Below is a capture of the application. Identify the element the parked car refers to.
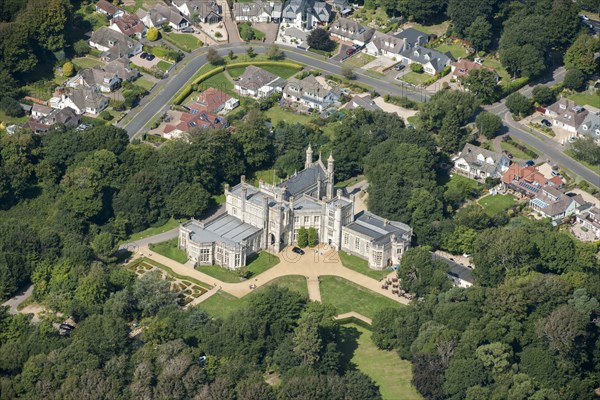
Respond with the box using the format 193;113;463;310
346;47;357;55
146;54;155;61
506;152;513;159
181;27;194;33
541;119;552;127
292;247;305;255
526;160;535;166
395;64;405;71
140;52;148;59
551;169;561;176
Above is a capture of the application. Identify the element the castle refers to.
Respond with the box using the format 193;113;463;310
179;146;412;270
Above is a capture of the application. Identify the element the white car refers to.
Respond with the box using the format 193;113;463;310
581;15;590;21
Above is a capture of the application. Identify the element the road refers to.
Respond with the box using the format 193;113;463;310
2;284;33;315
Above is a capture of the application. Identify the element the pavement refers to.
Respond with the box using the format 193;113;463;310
2;284;34;315
119;227;180;252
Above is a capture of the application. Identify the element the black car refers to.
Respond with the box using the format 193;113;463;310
395;64;405;71
292;247;305;255
146;54;155;61
540;119;552;127
140;52;148;59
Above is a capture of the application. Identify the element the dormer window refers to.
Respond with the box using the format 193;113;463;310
109;40;115;46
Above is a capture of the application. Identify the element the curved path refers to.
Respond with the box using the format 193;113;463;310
135;243;409;305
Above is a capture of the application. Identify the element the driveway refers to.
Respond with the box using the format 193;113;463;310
372;96;418;120
2;284;34;315
253;22;279;44
131;53;161;69
331;44;352;62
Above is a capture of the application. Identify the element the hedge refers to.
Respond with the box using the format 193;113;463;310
172;61;303;105
501;76;529;97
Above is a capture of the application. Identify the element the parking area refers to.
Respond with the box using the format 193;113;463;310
331;43;352;62
527;113;574;144
131;53;161;69
253;22;279;44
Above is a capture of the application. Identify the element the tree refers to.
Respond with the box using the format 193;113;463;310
465;16;493;51
447;0;493;37
62;61;74;77
73;39;90;56
544;0;580;48
307;28;335;52
418;89;479;133
239;22;255;41
443;357;490;399
166;182;211;218
74;264;109;315
505;92;533;117
266;43;283;60
571;137;600;166
562;69;586;91
246;46;255;58
462;69;500;104
398;247;451;297
228;49;235;59
0;97;24;118
307;227;317;247
536;305;588;356
341;66;355;80
132;270;178;317
499;14;548;78
406;0;446;23
293;313;322;366
442;225;477;255
564;34;600;75
91;232;116;260
206;47;223;65
411;353;446;400
475;342;513;375
532;85;555;106
297;227;308;247
410;63;424;73
236;110;272;169
99;110;113;121
475;112;502;139
147;27;159;41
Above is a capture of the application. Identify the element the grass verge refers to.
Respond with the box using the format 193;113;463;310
124;217;183;243
149;238;188;263
339;251;387;280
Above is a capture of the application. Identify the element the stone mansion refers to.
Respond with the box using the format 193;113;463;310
179;146;412;270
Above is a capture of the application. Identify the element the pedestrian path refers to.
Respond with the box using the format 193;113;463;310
334;312;373;325
186;285;221;308
306;277;321;302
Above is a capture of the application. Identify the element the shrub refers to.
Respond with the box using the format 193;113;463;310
532;85;555;106
73;40;91;56
383;94;418;110
206;48;224;65
0;97;24;117
410;63;424;73
475;112;502;139
99;110;113;121
307;28;335;52
505;92;533;116
147;45;181;63
297;227;308;247
63;61;75;77
341;67;355;80
307;227;317;247
563;69;586;91
215;31;222;38
239;22;255;41
147;27;160;42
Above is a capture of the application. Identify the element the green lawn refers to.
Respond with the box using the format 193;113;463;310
249;169;280;186
335;175;366;189
149;238;188;263
482;57;510;83
265;106;313;125
200;71;234;94
406;115;419;127
434;43;467;60
340;323;422;400
238;24;266;41
0;110;29;126
125;217;183;243
477;194;516;216
198;275;308;317
308;42;340;58
213;194;226;205
320;276;403;320
164;33;202;52
72;57;104;70
344;53;377;68
352;7;389;25
227;64;301;79
445;175;482;198
195;252;280;283
568;91;600;108
500;141;535;160
400;71;431;86
339;251;387;280
227;66;246;78
135;78;155;91
409;21;450;37
156;60;172;72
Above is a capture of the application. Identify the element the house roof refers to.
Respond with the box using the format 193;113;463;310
237;65;279;91
344;210;411;245
90;27;139;55
502;164;564;196
399;46;451;72
234;1;278;17
394;28;428;46
111;13;145;36
546;98;589;128
330;17;374;42
283;75;340;107
191;87;231;113
163;109;227;134
342;95;381;112
277;161;328;198
184;214;260;246
577;112;600;139
455;143;508;175
104;57;139;80
141;4;189;26
32;104;52;116
451;59;495;78
70;87;108;110
24;107;81;133
369;31;405;54
96;0;121;15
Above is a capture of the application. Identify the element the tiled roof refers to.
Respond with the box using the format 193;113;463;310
96;0;121;15
451;59;495;78
237;65;279;91
111;13;145;36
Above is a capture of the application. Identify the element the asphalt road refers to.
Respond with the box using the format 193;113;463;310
2;284;33;315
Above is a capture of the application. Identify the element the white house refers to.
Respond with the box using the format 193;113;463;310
364;31;405;59
172;0;221;23
329;18;374;46
281;0;330;30
282;75;340;112
137;4;190;31
453;143;511;180
234;65;287;98
96;0;124;19
398;46;452;75
49;87;109;115
89;27;143;61
545;98;589;134
233;1;282;23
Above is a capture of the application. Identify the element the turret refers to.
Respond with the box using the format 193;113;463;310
305;144;313;169
326;153;334;200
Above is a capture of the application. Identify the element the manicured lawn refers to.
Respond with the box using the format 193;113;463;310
478;194;516;216
198;275;308;317
410;21;450;37
200;71;234;94
195;252;280;283
320;276;403;320
434;43;467;60
568;91;600;107
400;71;431;86
227;66;246;78
136;257;211;289
149;238;188;263
164;33;202;52
265;106;313;125
352;7;389;26
340;323;422;400
344;53;377;68
335;175;366;189
500;141;533;160
238;24;266;41
482;57;510;83
156;60;172;72
126;217;183;243
308;42;339;58
72;57;104;70
339;251;387;280
135;78;155;91
445;175;482;198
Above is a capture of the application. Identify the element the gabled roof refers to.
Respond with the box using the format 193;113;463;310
237;65;279;91
277;162;327;198
394;28;429;46
369;31;405;54
343;95;381;112
90;27;139;54
96;0;121;15
141;4;189;26
70;87;108;110
330;17;374;42
456;143;507;172
192;87;231;113
451;59;495;78
399;45;452;71
111;13;145;36
546;98;589;128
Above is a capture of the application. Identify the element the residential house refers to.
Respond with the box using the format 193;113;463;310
394;28;429;48
89;27;143;61
329;18;374;46
281;0;331;30
31;104;52;119
23;107;81;134
109;13;146;39
529;186;588;222
364;31;405;59
66;58;138;93
234;65;287;98
172;0;221;23
180;147;412;269
137;4;190;31
162;109;228;139
233;1;280;23
50;87;109;115
332;0;351;15
398;46;452;75
451;59;498;82
501;164;564;198
577;112;600;143
192;88;233;113
283;75;341;112
453;143;511;180
96;0;124;19
576;206;600;239
342;95;381;112
545;98;589;133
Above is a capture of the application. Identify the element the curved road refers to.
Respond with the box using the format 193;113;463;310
124;44;598;185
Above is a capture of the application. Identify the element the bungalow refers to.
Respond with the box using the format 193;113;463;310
394;28;429;48
281;0;330;30
96;0;124;19
545;98;589;133
89;27;143;61
137;4;190;31
501;164;564;198
576;206;600;239
50;87;109;115
453;143;510;180
234;65;287;98
233;1;280;23
530;186;588;222
31;104;53;119
451;59;498;82
23;107;81;134
398;46;452;75
172;0;221;24
192;88;233;113
364;31;405;59
162;109;228;139
342;95;381;112
66;58;139;93
329;18;374;46
109;13;146;39
577;113;600;142
283;75;340;112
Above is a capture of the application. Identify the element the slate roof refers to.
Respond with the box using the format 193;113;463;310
344;211;411;245
24;107;81;133
237;65;279;91
369;31;405;54
399;46;452;72
342;95;381;112
104;57;139;81
456;143;508;175
283;75;340;107
577;113;600;139
139;4;189;26
90;27;139;56
173;0;220;18
394;28;428;47
32;104;52;116
70;87;108;111
184;215;261;246
293;195;323;211
330;18;374;42
546;98;589;129
277;162;327;197
229;183;279;208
